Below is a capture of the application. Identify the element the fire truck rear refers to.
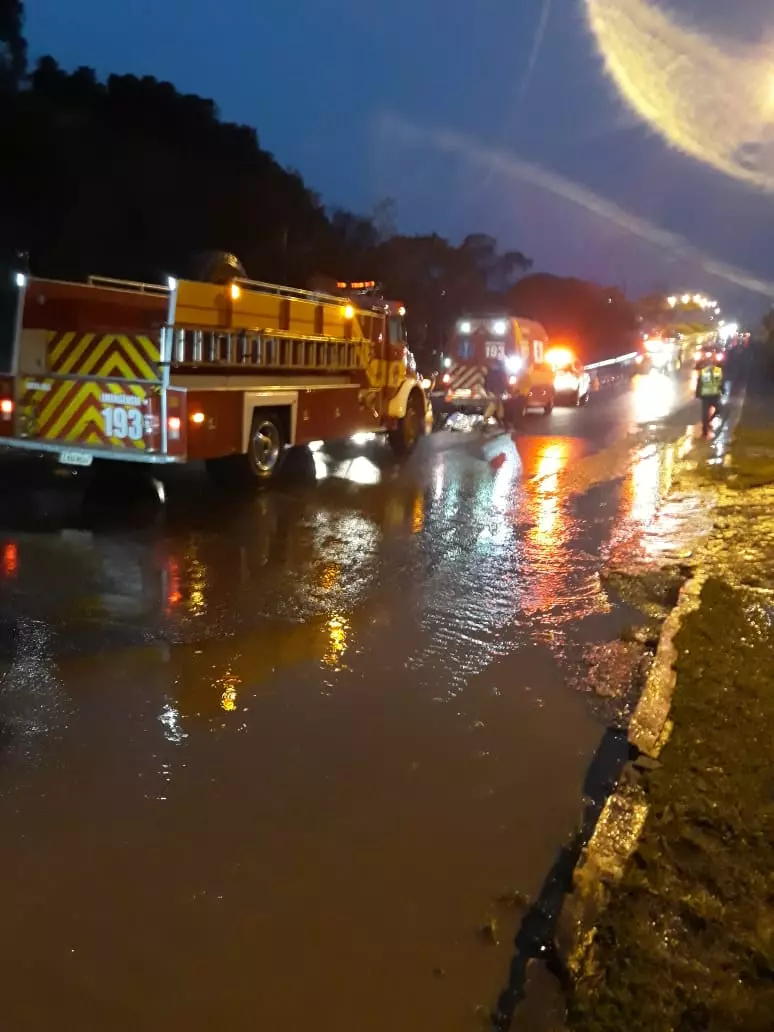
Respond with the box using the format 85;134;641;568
0;270;430;482
432;314;555;421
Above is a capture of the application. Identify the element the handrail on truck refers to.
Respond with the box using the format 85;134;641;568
87;275;171;297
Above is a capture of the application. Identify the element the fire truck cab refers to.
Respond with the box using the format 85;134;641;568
433;315;555;421
0;268;430;483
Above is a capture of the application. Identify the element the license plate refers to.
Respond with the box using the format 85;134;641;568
58;450;94;467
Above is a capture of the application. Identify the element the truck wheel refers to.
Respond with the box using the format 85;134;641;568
246;411;284;480
389;390;425;456
543;392;555;415
206;409;286;486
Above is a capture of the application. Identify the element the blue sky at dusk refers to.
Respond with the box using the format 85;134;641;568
24;0;774;317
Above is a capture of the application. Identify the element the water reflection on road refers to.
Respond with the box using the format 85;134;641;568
0;369;726;1031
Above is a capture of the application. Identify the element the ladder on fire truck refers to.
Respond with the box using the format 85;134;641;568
87;274;377;375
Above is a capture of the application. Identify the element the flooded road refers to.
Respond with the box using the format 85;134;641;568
0;370;706;1030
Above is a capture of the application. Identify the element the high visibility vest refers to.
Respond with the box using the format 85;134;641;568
698;365;723;396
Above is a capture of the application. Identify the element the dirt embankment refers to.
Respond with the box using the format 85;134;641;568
569;371;774;1031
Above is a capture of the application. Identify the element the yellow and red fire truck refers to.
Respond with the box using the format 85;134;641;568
432;314;555;421
0;269;430;482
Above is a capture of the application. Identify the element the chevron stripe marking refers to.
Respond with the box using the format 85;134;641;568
82;345;152;383
38;377;149;438
48;331;76;365
46;383;148;449
46;385;98;441
449;364;487;390
48;332;88;373
37;382;84;434
38;378;91;429
47;332;160;381
57;333;97;376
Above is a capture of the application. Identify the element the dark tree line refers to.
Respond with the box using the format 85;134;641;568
0;1;638;364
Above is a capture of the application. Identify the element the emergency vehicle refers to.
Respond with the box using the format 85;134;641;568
432;315;555;421
635;333;682;373
0;267;430;482
545;346;591;405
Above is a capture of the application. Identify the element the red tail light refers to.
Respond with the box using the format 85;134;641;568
442;373;451;385
0;398;13;418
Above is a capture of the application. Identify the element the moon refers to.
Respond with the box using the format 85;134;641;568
584;0;774;191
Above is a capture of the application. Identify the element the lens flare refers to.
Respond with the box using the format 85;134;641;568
584;0;774;192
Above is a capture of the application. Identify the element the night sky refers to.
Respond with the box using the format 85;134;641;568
25;0;774;318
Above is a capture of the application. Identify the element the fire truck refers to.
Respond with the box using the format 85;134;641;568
432;314;555;422
0;265;430;482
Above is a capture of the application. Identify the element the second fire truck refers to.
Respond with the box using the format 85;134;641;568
432;314;556;422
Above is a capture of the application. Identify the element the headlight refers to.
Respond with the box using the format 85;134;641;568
491;319;507;336
458;320;471;334
504;355;523;375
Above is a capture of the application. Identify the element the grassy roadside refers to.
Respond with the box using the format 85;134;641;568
568;375;774;1032
569;577;774;1031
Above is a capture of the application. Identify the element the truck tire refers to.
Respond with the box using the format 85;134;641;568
206;408;286;486
543;391;555;415
389;390;425;456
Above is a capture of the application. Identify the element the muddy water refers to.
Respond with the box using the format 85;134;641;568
0;372;706;1030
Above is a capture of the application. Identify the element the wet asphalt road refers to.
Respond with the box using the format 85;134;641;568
0;369;708;1030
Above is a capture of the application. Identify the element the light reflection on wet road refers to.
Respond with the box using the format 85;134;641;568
0;370;712;1030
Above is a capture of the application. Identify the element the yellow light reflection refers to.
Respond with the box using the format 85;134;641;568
517;437;609;623
535;495;558;542
585;0;774;193
216;666;241;713
411;493;425;534
319;562;340;592
323;614;349;670
528;440;571;551
184;552;207;617
535;443;566;490
528;443;570;550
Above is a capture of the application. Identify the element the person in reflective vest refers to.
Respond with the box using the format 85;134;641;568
696;358;725;437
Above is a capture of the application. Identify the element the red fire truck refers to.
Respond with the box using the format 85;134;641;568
432;314;555;422
0;269;430;482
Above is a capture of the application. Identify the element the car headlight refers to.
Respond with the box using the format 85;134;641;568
504;355;523;375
